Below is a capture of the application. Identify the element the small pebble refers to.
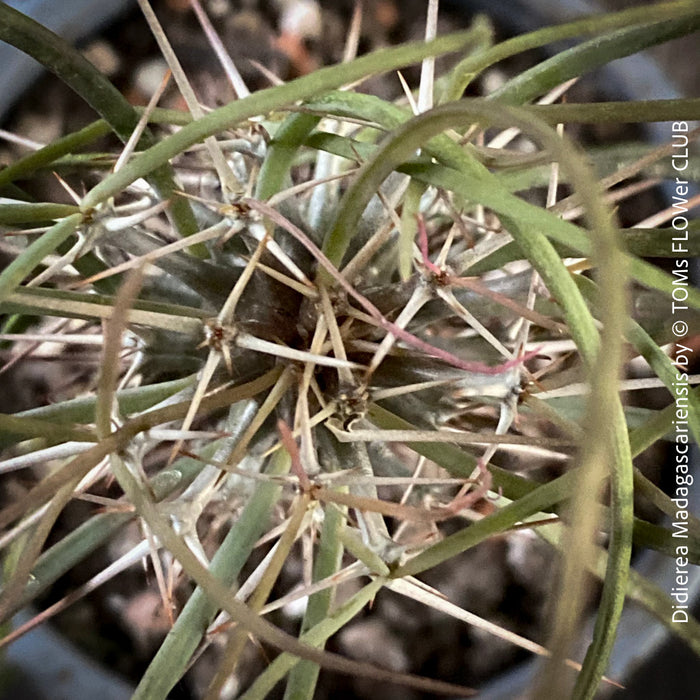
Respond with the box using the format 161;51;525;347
276;0;323;40
82;39;121;77
133;58;169;100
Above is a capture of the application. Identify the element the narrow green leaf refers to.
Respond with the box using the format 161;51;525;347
0;2;199;243
0;120;112;189
528;98;700;124
447;1;700;93
2;287;205;334
492;16;700;106
284;434;346;700
306;91;700;309
13;376;196;426
79;28;491;210
629;388;700;458
399;180;425;280
326;100;629;698
133;450;290;699
241;579;385;700
14;452;206;614
256;113;321;201
0;202;80;225
0;214;81;304
0;413;94;447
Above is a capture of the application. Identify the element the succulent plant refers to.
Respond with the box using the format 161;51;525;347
0;1;699;698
